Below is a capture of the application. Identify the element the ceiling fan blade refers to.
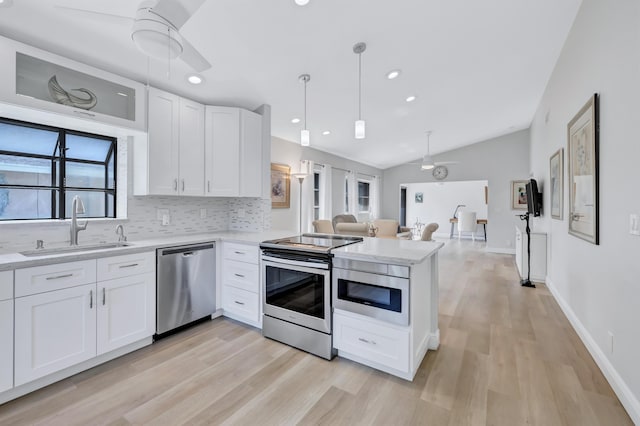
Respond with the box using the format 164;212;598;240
434;161;459;165
53;5;134;25
152;0;206;30
180;37;211;72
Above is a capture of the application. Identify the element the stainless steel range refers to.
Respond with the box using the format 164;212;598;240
260;234;363;359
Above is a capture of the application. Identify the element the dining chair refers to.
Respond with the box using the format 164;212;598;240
458;211;477;241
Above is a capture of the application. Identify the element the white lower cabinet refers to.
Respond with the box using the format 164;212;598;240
221;242;261;327
15;283;97;386
0;299;13;393
97;273;155;355
13;252;155;387
333;310;410;374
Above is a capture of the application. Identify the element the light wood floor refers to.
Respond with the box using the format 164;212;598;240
0;240;632;425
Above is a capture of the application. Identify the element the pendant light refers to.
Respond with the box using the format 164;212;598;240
299;74;310;146
353;42;366;139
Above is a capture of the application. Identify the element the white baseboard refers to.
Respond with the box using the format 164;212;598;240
546;277;640;425
485;247;516;255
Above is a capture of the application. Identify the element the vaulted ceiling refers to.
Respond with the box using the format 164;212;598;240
0;0;582;169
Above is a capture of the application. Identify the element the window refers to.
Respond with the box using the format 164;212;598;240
313;172;320;220
0;118;116;221
358;180;370;212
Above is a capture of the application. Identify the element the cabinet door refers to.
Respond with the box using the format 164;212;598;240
179;98;205;196
15;284;96;386
204;106;240;196
97;273;156;355
239;109;263;197
148;87;180;195
0;299;13;393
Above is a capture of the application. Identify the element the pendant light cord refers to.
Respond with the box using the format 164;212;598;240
304;78;307;129
358;52;362;120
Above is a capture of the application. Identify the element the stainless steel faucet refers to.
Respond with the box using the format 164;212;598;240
70;195;88;246
115;224;127;242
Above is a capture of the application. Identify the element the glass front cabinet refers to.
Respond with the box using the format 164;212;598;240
0;36;146;131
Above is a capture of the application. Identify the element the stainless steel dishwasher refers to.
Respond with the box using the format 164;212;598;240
156;243;216;336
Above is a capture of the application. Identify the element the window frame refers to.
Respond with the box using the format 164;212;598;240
0;116;117;221
357;178;371;214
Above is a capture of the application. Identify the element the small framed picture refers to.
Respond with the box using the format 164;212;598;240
270;163;290;209
511;180;528;210
415;192;423;203
550;148;564;220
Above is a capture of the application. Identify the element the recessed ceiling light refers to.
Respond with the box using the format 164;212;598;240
116;92;128;97
386;69;401;80
322;131;331;135
187;74;203;85
294;0;310;5
0;0;13;7
405;95;416;102
291;118;301;124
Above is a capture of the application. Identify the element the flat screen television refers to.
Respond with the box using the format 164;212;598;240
525;178;542;217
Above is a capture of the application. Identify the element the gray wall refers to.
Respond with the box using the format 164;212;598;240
529;0;640;420
271;136;382;231
381;129;530;252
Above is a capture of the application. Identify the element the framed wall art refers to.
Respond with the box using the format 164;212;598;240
270;163;291;209
567;93;599;244
549;148;564;220
415;192;423;203
510;180;528;210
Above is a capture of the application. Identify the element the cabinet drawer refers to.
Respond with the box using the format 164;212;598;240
15;260;96;297
0;270;13;301
222;285;259;323
223;260;259;293
97;251;155;281
334;312;409;373
223;243;258;264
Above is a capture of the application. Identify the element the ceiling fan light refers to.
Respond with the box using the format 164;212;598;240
132;20;182;59
301;129;310;146
355;120;366;139
421;155;435;170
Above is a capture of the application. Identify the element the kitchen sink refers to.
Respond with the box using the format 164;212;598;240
20;242;132;257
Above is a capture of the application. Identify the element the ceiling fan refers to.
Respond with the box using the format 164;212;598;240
408;131;459;170
55;0;211;72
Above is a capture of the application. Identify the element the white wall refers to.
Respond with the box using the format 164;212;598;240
404;180;488;238
529;0;640;421
382;130;529;252
270;136;382;232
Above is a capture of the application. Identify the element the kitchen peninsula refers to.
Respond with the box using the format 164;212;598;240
332;237;443;380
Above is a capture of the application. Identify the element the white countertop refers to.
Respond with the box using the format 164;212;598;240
0;229;296;271
332;237;444;265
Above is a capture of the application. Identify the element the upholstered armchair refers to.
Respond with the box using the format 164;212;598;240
372;219;412;239
335;222;369;236
312;220;335;234
421;223;439;241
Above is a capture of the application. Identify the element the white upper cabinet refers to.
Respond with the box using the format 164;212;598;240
240;109;263;197
205;106;240;196
140;87;205;196
0;36;146;131
204;106;263;197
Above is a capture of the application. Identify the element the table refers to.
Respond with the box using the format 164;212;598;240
449;218;488;241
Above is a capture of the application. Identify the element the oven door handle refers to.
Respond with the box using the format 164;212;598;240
262;255;330;270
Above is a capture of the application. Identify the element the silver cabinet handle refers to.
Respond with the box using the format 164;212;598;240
234;300;245;305
174;179;178;191
89;290;93;309
46;273;73;280
234;251;245;255
207;180;211;193
234;273;245;278
102;287;106;305
182;179;185;191
358;337;376;345
119;263;139;269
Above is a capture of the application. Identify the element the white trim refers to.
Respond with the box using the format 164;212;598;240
546;277;640;425
485;247;516;255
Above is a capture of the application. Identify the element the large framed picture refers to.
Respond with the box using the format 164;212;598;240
270;163;291;209
550;148;564;220
567;94;599;244
511;180;528;210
